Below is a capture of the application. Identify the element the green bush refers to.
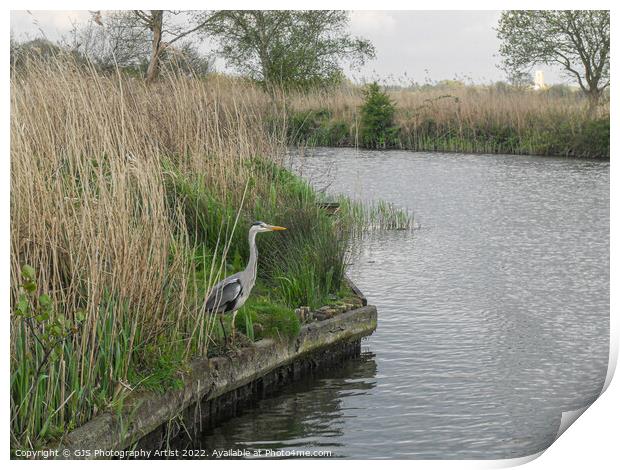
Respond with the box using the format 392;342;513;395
523;115;610;158
249;160;348;309
286;109;352;147
359;82;399;149
575;117;610;158
287;109;331;143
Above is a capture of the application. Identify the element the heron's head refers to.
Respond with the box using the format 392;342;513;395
251;221;287;233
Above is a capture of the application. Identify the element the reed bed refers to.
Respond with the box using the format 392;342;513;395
286;83;609;157
10;56;339;450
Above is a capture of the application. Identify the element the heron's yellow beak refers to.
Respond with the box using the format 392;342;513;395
269;225;287;231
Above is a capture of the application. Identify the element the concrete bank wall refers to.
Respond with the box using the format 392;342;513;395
56;304;377;458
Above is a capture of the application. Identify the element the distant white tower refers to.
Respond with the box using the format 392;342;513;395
533;70;546;90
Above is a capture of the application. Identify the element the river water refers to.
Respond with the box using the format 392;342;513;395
193;148;610;459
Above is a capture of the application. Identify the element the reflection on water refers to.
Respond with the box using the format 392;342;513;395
185;149;609;459
194;351;378;459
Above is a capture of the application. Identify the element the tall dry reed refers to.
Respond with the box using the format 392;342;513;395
10;56;285;449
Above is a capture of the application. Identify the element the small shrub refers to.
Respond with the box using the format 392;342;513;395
359;82;399;149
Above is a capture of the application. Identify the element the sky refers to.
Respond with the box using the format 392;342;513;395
10;10;568;85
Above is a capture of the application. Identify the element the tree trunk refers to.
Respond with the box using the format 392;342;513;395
145;11;163;84
587;88;601;117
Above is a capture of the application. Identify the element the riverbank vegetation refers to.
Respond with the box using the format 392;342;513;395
286;80;609;158
10;52;414;451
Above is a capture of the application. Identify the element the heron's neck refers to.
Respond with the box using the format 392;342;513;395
246;229;258;283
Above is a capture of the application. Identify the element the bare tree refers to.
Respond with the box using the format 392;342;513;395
130;10;218;82
78;10;214;82
63;12;150;71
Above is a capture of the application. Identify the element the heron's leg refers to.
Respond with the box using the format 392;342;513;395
219;314;228;345
231;310;238;343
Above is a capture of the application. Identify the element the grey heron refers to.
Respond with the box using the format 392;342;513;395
203;221;287;344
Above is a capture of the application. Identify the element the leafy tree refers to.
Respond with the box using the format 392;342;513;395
359;82;399;149
497;10;609;111
208;10;375;90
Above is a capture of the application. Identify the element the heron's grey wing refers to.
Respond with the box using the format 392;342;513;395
204;277;243;313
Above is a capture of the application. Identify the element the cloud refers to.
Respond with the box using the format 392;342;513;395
10;10;90;41
350;11;396;35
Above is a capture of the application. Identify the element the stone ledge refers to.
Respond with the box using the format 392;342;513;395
54;304;377;459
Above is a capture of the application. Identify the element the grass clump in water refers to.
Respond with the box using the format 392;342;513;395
335;196;415;232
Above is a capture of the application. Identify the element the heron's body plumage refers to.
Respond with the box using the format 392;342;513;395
204;276;243;313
